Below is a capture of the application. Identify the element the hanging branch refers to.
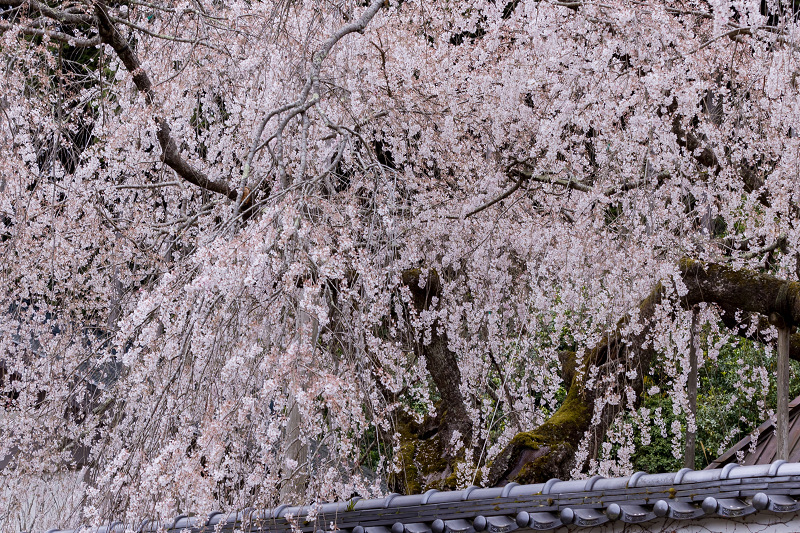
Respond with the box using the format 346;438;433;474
237;0;386;213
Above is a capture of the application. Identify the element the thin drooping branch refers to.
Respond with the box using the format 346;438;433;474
240;0;385;201
93;2;237;201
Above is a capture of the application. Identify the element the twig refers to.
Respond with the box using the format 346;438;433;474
459;169;529;219
114;181;182;190
110;16;224;52
743;233;788;260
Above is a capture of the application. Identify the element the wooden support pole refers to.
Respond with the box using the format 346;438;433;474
685;309;698;469
771;312;790;461
778;324;790;461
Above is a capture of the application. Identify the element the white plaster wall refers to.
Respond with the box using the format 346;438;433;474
537;511;800;532
0;470;86;533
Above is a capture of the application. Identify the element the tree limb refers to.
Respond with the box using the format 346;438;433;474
525;171;592;193
0;0;93;25
742;233;788;260
93;2;237;201
0;20;99;46
460;168;529;218
513;166;651;197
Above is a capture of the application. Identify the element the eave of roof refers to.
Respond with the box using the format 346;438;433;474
706;396;800;469
44;461;800;533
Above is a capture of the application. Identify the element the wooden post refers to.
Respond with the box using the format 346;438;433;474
771;311;790;461
778;323;790;461
685;309;698;469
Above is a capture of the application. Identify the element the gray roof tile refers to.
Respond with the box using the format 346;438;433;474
38;460;800;533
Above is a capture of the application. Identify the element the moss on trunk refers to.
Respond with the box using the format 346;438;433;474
398;260;800;489
488;377;591;485
390;414;467;494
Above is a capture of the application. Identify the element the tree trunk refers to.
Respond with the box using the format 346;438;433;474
279;287;317;501
489;259;800;485
391;269;472;493
775;318;791;461
279;399;308;502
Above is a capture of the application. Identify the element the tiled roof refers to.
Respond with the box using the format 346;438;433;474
705;396;800;469
43;461;800;533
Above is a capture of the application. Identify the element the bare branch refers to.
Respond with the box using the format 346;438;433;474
0;20;99;47
743;233;789;260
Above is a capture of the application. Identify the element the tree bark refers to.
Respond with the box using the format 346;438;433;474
774;316;791;461
489;259;800;485
401;268;472;443
392;269;472;493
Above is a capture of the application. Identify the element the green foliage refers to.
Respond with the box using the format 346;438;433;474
630;392;683;474
631;337;800;472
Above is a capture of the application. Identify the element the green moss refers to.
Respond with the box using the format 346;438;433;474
638;281;664;313
512;380;590;449
398;439;422;494
442;460;463;488
392;419;423;494
678;256;699;272
391;416;461;494
504;381;591;484
510;431;544;450
416;438;447;475
401;268;422;284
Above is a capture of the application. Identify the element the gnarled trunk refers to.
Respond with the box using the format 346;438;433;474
391;269;473;493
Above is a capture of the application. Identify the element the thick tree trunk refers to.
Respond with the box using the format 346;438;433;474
488;259;800;485
392;269;472;493
402;269;472;441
